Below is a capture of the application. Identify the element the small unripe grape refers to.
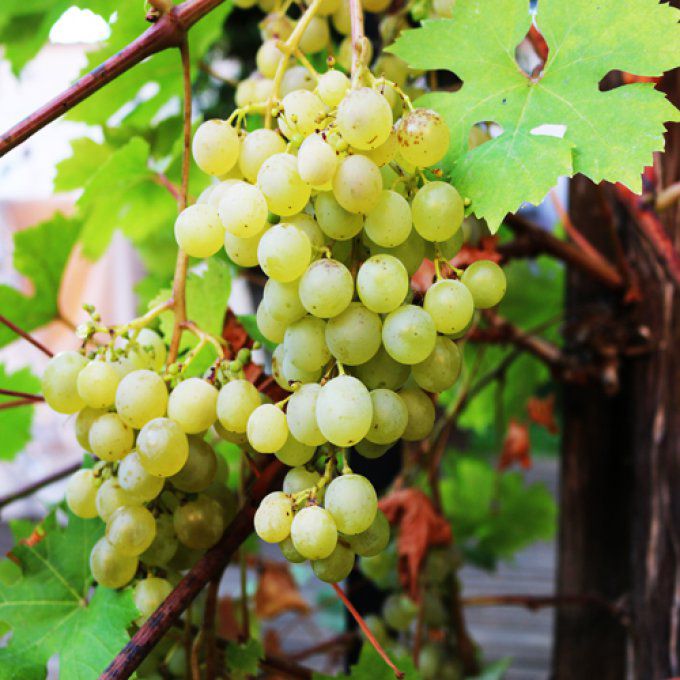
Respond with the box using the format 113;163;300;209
412;181;464;242
316;375;373;447
424;279;474;335
332;155;382;214
275;434;316;466
395;108;450;167
324;473;377;535
312;543;355;583
170;437;218;492
90;537;138;589
336;88;392;151
66;469;99;518
255;491;294;543
132;328;167;372
291;505;337;559
76;360;120;409
106;505;157;556
167;377;218;434
115;369;168;429
461;260;507;309
257;223;312;282
88;413;134;462
137;417;190;477
174;203;225;258
174;495;225;549
398;387;436;441
42;351;88;414
133;577;173;622
382;593;418;631
279;536;305;563
382;305;437;365
316;70;350;107
217;379;261;433
247;404;289;453
346;508;390;556
192;120;240;176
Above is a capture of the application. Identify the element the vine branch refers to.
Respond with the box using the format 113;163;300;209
0;315;54;357
0;462;80;509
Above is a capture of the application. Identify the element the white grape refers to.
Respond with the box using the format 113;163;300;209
115;369;168;429
314;192;363;241
284;315;330;371
89;412;134;462
257;153;311;216
275;434;316;466
336;87;392;150
412;336;462;393
332;155;382;214
257;223;312;281
42;351;88;414
299;259;353;318
395;108;450;167
255;491;294;542
66;469;99;518
137;417;189;477
398;387;436;440
247;404;289;453
217;379;261;433
356;254;409;314
423;279;474;335
316;69;350;107
224;225;270;268
291;505;337;559
167;377;218;434
364;190;412;247
218;182;268;238
286;383;327;446
325;303;382;366
316;375;373;447
278;90;327;140
352;345;410;391
366;389;408;444
382;305;437;365
283;466;321;494
412;181;464;242
299;16;330;53
133;577;173;622
192;120;240;176
297;134;338;188
96;479;141;523
461;260;507;309
256;300;288;343
106;505;156;556
90;537;138;589
263;278;306;324
118;451;164;502
239;129;286;183
174;203;225;258
324;473;377;534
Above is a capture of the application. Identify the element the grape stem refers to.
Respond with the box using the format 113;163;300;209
348;0;366;81
180;320;229;359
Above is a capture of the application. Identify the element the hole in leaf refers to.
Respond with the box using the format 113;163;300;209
514;21;549;79
468;122;502;151
530;124;567;139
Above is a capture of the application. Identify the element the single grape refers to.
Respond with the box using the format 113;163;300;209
256;301;288;344
382;593;418;631
419;642;444;680
167;377;218;434
423;279;474;336
354;439;391;459
115;369;168;429
398;387;436;441
286;212;326;252
351;345;410;391
346;508;390;556
170;437;217;492
213;421;249;446
263;278;305;325
412;182;464;242
299;15;330;53
192;120;240;176
316;69;350;107
336;87;392;150
317;0;341;14
257;153;311;216
299;259;353;319
218;182;268;238
325;303;382;366
297;134;338;188
461;260;507;309
206;179;240;209
88;412;134;462
133;577;173;623
254;491;294;542
412;336;462;393
278;90;328;140
382;305;437;365
316;375;373;447
259;11;294;39
217;379;261;433
239;129;287;183
272;344;322;391
173;495;225;549
66;469;99;518
366;389;408;444
437;229;464;260
324;473;377;535
96;479;141;522
247;404;289;453
331;0;351;32
369;229;426;277
76;360;120;409
174;203;225;258
137;417;190;477
224;224;270;267
279;535;306;563
291;505;337;559
90;537;138;589
361;129;398;167
280;65;315;96
362;0;391;11
118;451;165;502
283;466;321;494
256;39;286;79
332;155;382;214
42;351;88;414
275;434;316;466
356;254;409;314
75;407;106;451
286;383;327;446
360;542;398;588
395;108;450;167
106;505;157;556
257;223;312;282
314;191;363;241
364;190;412;247
422;590;447;626
140;513;178;567
312;543;355;583
284;315;330;371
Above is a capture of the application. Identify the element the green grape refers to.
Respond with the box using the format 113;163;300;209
419;642;444;680
280;65;315;96
291;505;337;559
284;315;330;371
278;90;327;139
356;255;409;314
297;134;338;188
422;590;447;626
263;279;306;324
88;413;134;462
257;223;312;281
138;513;177;569
170;437;217;492
366;389;408;444
354;439;391;459
336;87;392;150
324;473;377;535
272;344;322;391
246;404;289;453
314;191;363;241
129;328;167;372
361;129;398;168
382;593;418;631
325;303;382;366
351;345;410;391
364;190;412;247
90;537;138;589
203;482;238;525
118;451;164;502
317;0;341;15
363;615;390;647
423;279;474;335
75;407;106;451
217;379;261;433
192;119;240;176
218;182;268;238
316;69;349;107
279;535;305;563
214;452;229;484
369;229;426;277
167;377;218;434
256;39;286;78
254;491;294;542
299;15;330;53
133;577;173;623
461;260;507;308
316;375;373;447
275;433;316;466
167;545;205;572
395;108;450;168
299;259;354;319
257;301;288;343
239;128;287;183
42;351;88;414
174;203;225;258
331;0;351;33
286;212;326;252
205;179;240;209
260;11;294;39
106;505;157;556
115;369;168;429
137;417;190;477
437;229;464;260
96;479;140;522
398;387;436;441
363;0;391;11
360;542;398;588
332;155;382;214
346;508;390;556
412;336;462;393
312;543;355;583
382;305;437;365
76;360;120;409
213;421;249;446
286;384;327;446
173;495;225;549
257;153;311;216
66;469;99;518
283;466;321;494
439;662;464;680
224;224;270;267
412;181;464;242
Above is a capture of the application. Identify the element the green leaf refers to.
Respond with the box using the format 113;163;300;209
0;214;80;348
237;314;276;352
470;658;512;680
54;138;114;193
0;511;137;678
225;639;263;679
313;643;420;680
0;365;40;460
390;0;680;230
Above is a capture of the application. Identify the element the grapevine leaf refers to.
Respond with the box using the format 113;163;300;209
390;0;680;230
0;365;40;461
313;644;420;679
225;639;263;679
54;138;115;193
470;658;513;680
0;214;80;349
237;314;276;352
0;511;137;679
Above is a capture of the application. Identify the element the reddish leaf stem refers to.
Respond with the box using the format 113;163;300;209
0;462;80;508
0;315;54;357
0;389;43;401
0;398;44;410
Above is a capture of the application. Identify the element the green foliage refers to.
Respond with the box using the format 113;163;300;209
0;365;40;461
470;658;512;680
0;215;80;348
237;314;277;352
0;511;137;678
313;643;420;680
225;639;263;679
390;0;680;230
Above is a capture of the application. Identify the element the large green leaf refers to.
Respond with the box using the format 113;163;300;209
0;365;40;461
0;512;137;679
314;644;420;680
390;0;680;230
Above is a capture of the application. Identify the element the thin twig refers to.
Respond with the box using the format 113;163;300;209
203;578;220;680
0;389;43;401
287;633;356;661
0;315;54;357
0;462;80;509
0;398;44;411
